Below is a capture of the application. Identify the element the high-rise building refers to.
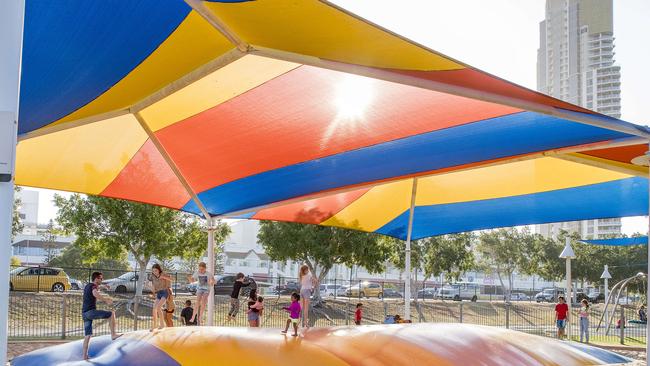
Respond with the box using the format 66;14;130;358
536;0;622;239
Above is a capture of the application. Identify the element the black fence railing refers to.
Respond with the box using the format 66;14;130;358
7;291;647;346
7;265;646;344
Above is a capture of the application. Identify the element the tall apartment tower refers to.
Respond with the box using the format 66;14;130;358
536;0;622;239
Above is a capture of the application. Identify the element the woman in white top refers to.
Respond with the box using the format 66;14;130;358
299;264;317;327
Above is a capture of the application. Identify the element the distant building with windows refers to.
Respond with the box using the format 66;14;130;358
535;0;622;240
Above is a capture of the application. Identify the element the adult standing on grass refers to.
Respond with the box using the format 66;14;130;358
579;299;590;343
555;296;569;339
149;263;172;331
82;272;121;361
299;264;317;327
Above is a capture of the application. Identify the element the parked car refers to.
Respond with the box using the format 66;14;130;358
510;292;529;301
417;288;438;299
346;282;383;298
214;275;263;296
588;292;605;303
273;281;300;295
69;278;84;291
382;288;403;298
576;291;590;303
535;288;565;303
103;272;151;293
439;283;479;301
9;266;71;292
320;283;345;297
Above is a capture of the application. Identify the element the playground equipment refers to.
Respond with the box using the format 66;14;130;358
12;324;631;366
596;272;647;335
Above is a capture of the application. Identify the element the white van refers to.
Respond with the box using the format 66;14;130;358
439;282;480;302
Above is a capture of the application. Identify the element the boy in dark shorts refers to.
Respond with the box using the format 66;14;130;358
181;300;197;326
82;272;121;361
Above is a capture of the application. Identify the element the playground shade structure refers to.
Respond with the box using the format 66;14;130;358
582;236;648;246
11;324;632;366
16;0;649;238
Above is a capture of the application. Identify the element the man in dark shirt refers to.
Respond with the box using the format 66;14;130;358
181;300;197;325
82;272;121;360
227;273;250;321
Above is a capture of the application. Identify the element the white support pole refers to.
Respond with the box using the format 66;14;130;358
646;142;649;366
566;256;572;337
404;178;418;321
0;0;23;364
207;217;215;326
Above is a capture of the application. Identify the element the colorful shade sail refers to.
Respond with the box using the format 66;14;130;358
16;0;649;239
582;237;648;246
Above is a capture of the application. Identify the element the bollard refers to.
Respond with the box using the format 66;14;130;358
459;303;463;323
61;294;67;339
619;306;625;345
505;303;510;329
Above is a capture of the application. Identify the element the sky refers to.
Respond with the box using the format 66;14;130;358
26;0;650;234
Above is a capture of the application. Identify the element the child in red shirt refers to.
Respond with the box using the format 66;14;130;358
555;296;569;339
355;303;363;325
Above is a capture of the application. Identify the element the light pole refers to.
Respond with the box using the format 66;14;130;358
600;265;612;325
559;237;576;338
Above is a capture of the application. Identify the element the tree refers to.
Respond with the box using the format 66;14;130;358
41;219;59;263
476;228;539;300
386;234;475;300
258;219;393;302
10;256;21;267
421;233;475;282
48;243;131;281
55;194;230;295
11;186;23;239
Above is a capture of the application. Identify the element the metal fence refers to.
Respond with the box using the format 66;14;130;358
7;265;646;345
8;290;647;345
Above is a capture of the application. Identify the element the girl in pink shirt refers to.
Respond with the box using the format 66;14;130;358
281;293;301;337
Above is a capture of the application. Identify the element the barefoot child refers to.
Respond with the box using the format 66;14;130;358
163;288;175;327
82;272;121;361
188;262;214;325
149;263;172;331
247;295;264;327
180;300;197;326
282;293;301;337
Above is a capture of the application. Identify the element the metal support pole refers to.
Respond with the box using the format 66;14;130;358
620;306;625;345
0;0;24;363
566;256;572;337
61;295;67;339
404;178;418;321
646;142;649;363
207;217;215;326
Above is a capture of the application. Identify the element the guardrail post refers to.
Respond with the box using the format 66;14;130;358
61;294;67;339
619;306;625;345
459;303;463;323
505;303;510;329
